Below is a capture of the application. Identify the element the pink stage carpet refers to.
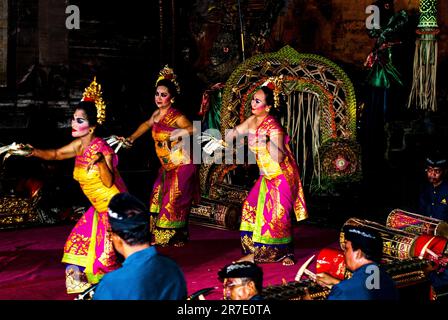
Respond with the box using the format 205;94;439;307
0;221;339;300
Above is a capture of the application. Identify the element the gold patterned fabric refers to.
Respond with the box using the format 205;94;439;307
150;107;200;246
240;115;307;262
152;107;191;171
62;137;127;288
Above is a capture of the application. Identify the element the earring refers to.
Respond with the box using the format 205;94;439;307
170;98;175;104
89;128;94;134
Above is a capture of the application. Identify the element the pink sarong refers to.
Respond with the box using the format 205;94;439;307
240;115;308;262
62;137;127;286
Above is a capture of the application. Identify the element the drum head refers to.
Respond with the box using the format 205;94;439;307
435;222;448;238
316;248;346;280
413;234;448;258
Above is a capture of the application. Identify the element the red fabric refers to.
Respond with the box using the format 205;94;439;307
0;223;339;300
316;247;346;280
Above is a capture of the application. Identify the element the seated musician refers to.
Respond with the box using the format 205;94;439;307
314;226;399;300
217;261;264;300
419;152;448;222
423;260;448;300
92;192;187;300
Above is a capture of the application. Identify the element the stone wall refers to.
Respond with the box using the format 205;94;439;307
1;0;448;118
270;0;447;65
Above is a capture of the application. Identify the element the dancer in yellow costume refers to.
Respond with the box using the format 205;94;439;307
27;79;127;293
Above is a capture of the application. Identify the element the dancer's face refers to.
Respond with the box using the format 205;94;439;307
71;109;91;138
155;85;172;109
251;90;270;116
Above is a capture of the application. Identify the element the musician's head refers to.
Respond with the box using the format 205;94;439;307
218;261;263;300
425;151;447;187
342;225;383;270
107;192;151;259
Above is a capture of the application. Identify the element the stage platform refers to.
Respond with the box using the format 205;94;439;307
0;220;340;300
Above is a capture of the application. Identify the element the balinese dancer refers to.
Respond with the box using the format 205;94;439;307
225;81;308;266
124;66;199;247
27;79;127;294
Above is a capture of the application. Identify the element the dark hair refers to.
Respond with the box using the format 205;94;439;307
426;150;447;169
343;225;383;263
156;78;178;100
108;193;151;246
259;86;274;108
75;101;98;127
218;261;263;294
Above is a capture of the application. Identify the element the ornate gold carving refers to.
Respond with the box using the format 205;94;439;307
156;65;180;94
210;183;249;204
0;194;41;228
82;77;106;125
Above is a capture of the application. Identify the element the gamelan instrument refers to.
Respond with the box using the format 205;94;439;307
342;217;448;264
190;197;241;230
315;247;348;281
187;287;216;300
263;255;429;300
386;208;448;238
342;217;418;260
262;279;330;300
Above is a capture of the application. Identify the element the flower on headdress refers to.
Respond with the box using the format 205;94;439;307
156;65;180;94
265;81;275;90
82;77;106;125
261;75;284;109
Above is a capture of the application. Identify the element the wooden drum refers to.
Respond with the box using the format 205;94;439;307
190;198;241;230
386;209;448;238
341;217;417;260
316;248;347;280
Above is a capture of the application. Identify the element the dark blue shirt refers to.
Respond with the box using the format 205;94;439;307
419;180;448;221
328;263;399;300
429;268;448;291
93;246;187;300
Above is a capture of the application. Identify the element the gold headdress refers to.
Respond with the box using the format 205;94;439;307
156;65;181;94
82;77;106;125
261;75;284;109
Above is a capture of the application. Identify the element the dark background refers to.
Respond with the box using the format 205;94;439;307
1;0;447;228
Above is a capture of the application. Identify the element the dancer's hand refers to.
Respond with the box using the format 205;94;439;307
123;137;133;148
115;136;133;149
23;144;35;157
87;152;105;172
